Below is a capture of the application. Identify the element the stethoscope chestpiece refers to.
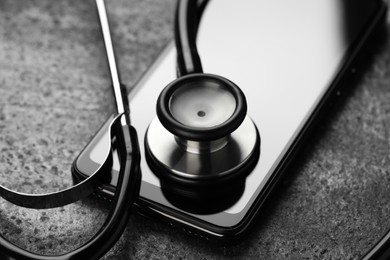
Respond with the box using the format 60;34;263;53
145;73;260;212
156;73;247;142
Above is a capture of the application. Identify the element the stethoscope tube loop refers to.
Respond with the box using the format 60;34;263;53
0;122;114;208
0;0;141;259
0;114;140;260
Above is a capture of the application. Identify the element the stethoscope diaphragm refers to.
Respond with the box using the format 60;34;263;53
156;73;247;141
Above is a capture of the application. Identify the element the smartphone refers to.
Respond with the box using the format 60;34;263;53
72;0;387;243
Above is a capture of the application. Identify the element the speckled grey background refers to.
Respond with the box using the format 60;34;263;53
1;0;390;259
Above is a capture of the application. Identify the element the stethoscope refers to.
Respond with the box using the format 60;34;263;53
0;0;387;259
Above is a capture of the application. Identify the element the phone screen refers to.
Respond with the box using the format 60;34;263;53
75;0;383;229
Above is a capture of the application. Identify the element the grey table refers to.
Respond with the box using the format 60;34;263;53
1;0;390;259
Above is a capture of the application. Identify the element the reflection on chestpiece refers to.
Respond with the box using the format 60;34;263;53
145;74;260;189
174;135;230;154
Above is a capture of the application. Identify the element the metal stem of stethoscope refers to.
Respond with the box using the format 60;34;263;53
96;0;130;122
0;0;140;259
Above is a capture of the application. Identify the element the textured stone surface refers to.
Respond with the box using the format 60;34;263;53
1;0;390;259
